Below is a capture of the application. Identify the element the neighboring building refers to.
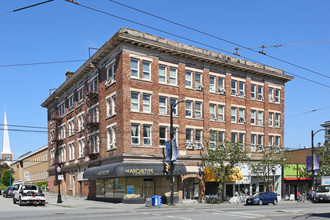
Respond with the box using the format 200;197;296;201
1;109;13;165
41;28;293;203
10;145;48;184
321;121;330;145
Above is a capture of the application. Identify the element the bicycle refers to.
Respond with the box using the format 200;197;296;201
298;193;306;202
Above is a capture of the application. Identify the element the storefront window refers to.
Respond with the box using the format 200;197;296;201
96;179;106;198
114;178;125;198
126;178;142;199
235;184;250;196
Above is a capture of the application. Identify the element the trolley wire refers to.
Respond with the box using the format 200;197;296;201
0;0;54;16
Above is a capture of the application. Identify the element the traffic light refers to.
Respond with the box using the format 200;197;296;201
164;163;169;174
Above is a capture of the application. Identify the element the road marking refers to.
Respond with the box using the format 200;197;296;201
228;211;256;216
253;211;330;218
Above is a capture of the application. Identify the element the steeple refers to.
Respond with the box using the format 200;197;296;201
1;108;13;164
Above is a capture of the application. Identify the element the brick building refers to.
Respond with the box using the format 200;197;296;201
10;145;48;184
41;28;292;203
321;121;330;144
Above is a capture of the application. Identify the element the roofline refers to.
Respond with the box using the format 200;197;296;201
41;27;293;108
10;145;48;165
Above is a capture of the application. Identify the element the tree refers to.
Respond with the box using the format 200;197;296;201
0;163;9;177
0;169;14;187
203;139;250;202
248;149;289;192
315;144;330;177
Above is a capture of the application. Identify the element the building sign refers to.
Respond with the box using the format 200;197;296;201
58;175;64;180
24;171;29;178
127;185;134;194
97;170;110;176
124;168;154;175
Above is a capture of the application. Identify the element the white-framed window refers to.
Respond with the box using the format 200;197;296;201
185;101;193;118
231;80;237;96
275;113;280;127
269;88;274;102
231;107;237;122
58;124;66;140
106;94;116;117
195;102;202;118
58;102;65;117
159;65;167;83
143;125;152;145
159;97;167;115
251;134;256;152
269;135;274;151
60;145;66;163
89;133;99;153
195;72;202;87
88;105;99;123
142;61;151;80
257;135;264;152
78;138;85;158
231;132;238;143
251;110;256;125
238;108;245;123
258;85;264;100
77;87;84;105
239;133;245;149
269;112;274;127
107;126;117;150
209;104;216;120
275;89;280;103
170;98;178;115
77;113;84;132
196;129;203;150
275;136;280;149
186;128;193;149
130;58;139;78
257;111;264;126
106;97;112;117
251;84;256;99
218;105;225;121
209;75;216;92
143;94;151;113
69;142;75;160
159;126;167;147
68;119;75;136
169;67;177;85
218;77;225;90
131;92;139;112
68;94;74;110
88;77;99;93
131;124;140;145
239;81;245;97
185;71;192;88
106;62;116;84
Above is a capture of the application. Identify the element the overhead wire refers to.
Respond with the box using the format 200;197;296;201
287;105;330;119
108;0;330;80
0;0;54;16
64;1;330;89
0;59;87;68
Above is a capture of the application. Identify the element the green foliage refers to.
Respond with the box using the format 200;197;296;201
203;139;250;202
315;144;330;177
0;163;9;178
0;169;14;187
248;150;289;192
32;181;47;189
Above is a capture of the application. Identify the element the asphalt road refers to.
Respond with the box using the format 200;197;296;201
0;195;329;220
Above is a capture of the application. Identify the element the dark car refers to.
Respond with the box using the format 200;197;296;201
246;192;278;205
3;186;16;198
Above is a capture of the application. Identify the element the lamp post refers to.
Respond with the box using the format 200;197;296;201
311;129;325;191
169;99;186;206
56;165;62;203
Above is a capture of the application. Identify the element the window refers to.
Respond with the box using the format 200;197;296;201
275;136;280;149
251;84;256;99
58;124;66;140
68;94;74;110
159;97;167;115
257;111;263;126
275;89;280;103
231;107;237;122
185;101;192;118
231;80;237;96
275;113;280;127
107;126;117;150
58;102;65;117
185;71;192;88
60;145;66;163
239;133;245;149
269;88;274;102
77;113;84;132
78;138;85;158
257;135;264;152
186;129;193;149
68;119;75;136
196;130;203;149
251;134;256;152
195;102;202;118
88;77;99;93
131;92;139;112
143;94;151;113
89;133;99;153
142;61;151;80
195;72;202;86
210;104;216;120
77;87;84;105
218;105;225;121
131;124;140;145
231;132;237;143
258;85;264;100
269;135;274;152
159;65;166;83
218;77;225;90
130;58;139;78
209;130;216;150
88;106;99;123
251;110;256;125
112;96;116;114
106;62;116;84
170;98;178;115
209;76;216;92
143;125;152;145
239;81;245;97
238;108;245;123
106;94;116;117
169;67;177;85
159;127;167;147
69;142;75;160
269;112;274;127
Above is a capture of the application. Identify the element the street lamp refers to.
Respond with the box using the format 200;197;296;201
56;165;62;203
169;99;186;206
311;129;325;191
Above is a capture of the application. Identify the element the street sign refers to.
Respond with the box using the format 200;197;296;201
58;175;64;180
24;171;29;178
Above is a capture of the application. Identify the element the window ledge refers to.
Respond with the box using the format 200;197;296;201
186;117;203;121
76;101;84;108
210;119;225;123
159;82;178;88
106;114;116;120
130;77;153;83
231;95;246;99
67;108;74;114
105;80;116;88
106;148;117;152
131;145;153;148
68;134;75;138
131;111;154;115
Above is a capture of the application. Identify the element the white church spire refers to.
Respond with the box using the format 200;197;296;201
1;108;13;156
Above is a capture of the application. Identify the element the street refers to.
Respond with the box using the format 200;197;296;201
0;194;329;220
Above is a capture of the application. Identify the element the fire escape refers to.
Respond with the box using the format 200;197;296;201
49;109;64;167
84;77;100;160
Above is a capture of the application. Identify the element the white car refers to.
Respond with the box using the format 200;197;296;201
13;184;46;206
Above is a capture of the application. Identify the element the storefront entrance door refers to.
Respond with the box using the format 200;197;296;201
143;178;154;199
183;178;199;200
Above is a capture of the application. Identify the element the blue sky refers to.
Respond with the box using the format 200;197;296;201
1;0;329;159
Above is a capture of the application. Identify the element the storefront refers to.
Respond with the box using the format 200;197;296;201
83;162;187;203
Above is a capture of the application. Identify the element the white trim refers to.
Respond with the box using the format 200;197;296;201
209;72;226;77
185;97;203;102
159;123;179;127
250;81;264;86
185;125;204;129
250;107;265;111
250;132;265;135
106;91;117;100
130;88;153;94
68;140;75;145
209;101;226;105
105;58;116;68
129;54;153;62
88;102;99;110
158;93;179;98
76;111;85;117
87;73;98;84
158;60;178;68
231;76;246;82
231;104;246;108
231;130;246;133
57;100;65;106
185;66;204;72
268;109;282;114
268;84;282;90
268;133;282;136
106;122;117;129
130;120;153;125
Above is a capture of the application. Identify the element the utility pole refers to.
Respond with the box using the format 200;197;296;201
311;129;325;191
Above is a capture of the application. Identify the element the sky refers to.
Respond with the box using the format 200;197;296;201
1;0;329;159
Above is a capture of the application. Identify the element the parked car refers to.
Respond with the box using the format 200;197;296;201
13;184;46;206
2;186;19;198
246;192;278;205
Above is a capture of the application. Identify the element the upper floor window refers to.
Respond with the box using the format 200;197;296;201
78;138;85;158
185;71;192;88
69;142;75;160
185;101;193;118
143;94;151;113
209;130;225;150
130;58;139;78
251;110;256;125
159;126;167;147
77;113;84;132
142;61;151;80
196;130;203;150
170;98;178;115
218;105;225;121
185;128;193;149
257;135;264;152
275;113;280;127
210;104;216;120
106;94;116;117
68;119;75;136
77;87;84;105
195;102;202;119
251;134;256;152
231;107;237;122
251;84;256;99
275;89;280;103
88;77;98;93
195;73;202;86
131;92;139;112
159;65;167;83
257;111;264;126
58;102;65;117
231;80;237;96
107;126;117;150
89;133;99;153
269;112;274;127
239;81;245;97
159;97;167;115
169;67;177;85
68;94;74;110
209;76;216;92
131;124;140;145
106;62;116;84
88;105;99;123
258;85;264;101
238;108;246;123
143;125;152;145
269;88;274;102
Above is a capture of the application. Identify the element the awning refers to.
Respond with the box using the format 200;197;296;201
83;162;187;179
205;167;243;182
283;177;311;181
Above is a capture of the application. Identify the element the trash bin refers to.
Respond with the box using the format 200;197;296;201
156;195;161;207
145;198;152;207
152;195;162;207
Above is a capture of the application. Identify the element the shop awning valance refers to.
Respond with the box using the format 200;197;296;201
205;167;243;182
83;162;187;179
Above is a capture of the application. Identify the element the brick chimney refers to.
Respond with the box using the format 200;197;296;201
66;71;75;80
